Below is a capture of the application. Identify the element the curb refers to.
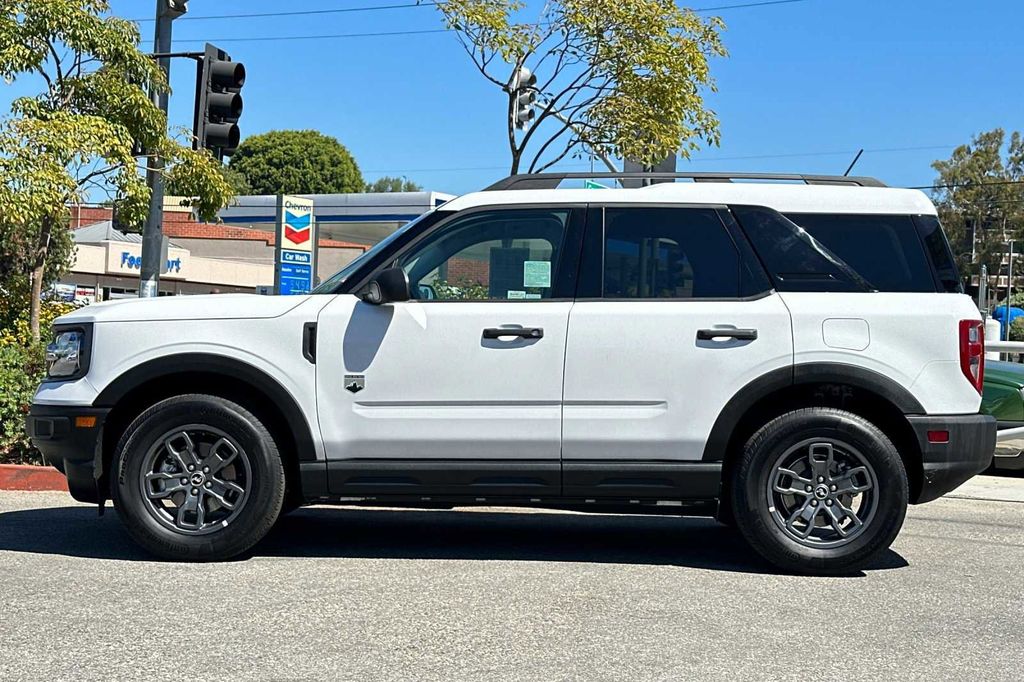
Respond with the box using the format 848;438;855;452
0;464;68;491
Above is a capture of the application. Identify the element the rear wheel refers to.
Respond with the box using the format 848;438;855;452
112;394;285;561
731;407;908;574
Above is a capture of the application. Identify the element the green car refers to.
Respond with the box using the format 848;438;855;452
983;360;1024;471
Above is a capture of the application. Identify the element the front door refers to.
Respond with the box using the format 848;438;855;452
316;205;582;497
561;205;793;497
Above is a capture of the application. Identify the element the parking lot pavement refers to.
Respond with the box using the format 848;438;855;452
1;480;1022;681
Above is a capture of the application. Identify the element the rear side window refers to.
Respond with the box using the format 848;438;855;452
601;207;742;298
785;213;940;292
731;206;869;293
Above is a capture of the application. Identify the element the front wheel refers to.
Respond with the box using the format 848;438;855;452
112;394;285;561
731;408;908;575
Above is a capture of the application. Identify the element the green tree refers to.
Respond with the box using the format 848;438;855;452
366;176;423;192
228;130;364;195
433;0;727;173
169;162;251;198
0;0;234;340
931;129;1024;291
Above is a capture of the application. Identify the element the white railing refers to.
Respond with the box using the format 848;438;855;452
984;334;1024;442
985;339;1024;354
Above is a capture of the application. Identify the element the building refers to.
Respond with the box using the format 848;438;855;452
59;202;370;300
218;191;454;246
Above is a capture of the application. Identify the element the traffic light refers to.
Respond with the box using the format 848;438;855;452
161;0;189;19
193;43;245;160
513;67;537;130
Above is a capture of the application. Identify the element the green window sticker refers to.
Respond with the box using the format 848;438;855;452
523;260;552;288
507;290;527;299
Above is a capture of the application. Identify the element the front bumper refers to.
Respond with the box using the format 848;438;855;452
26;404;109;503
907;414;996;504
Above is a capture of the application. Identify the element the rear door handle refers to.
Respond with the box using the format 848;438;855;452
483;327;544;340
697;328;758;341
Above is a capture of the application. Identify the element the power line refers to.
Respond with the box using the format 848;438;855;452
131;0;813;25
129;2;433;23
692;0;813;11
361;145;960;174
910;179;1024;190
173;28;449;44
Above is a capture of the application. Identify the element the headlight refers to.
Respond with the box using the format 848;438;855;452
46;330;84;378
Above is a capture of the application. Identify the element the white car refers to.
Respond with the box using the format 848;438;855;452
28;172;996;573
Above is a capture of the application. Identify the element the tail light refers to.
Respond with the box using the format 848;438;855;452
959;319;984;394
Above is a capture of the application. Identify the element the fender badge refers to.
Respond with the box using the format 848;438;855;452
344;374;365;394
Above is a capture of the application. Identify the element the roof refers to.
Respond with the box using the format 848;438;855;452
69;214;367;251
162;221;368;250
218;191;455;225
440;183;938;216
72;221;184;248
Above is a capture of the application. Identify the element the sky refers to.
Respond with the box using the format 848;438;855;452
4;0;1023;195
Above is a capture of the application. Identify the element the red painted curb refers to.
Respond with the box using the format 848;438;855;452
0;464;68;492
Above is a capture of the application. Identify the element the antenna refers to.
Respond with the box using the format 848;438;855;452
843;148;864;176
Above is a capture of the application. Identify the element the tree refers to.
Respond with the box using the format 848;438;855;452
169;162;251;197
931;129;1024;289
0;0;234;340
433;0;727;173
228;130;364;195
366;176;423;192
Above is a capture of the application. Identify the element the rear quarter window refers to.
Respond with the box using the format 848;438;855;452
784;213;941;292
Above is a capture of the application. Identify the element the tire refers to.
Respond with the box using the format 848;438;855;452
730;407;908;575
112;394;285;561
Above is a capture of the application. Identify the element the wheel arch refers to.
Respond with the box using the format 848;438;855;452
705;363;925;508
94;353;316;505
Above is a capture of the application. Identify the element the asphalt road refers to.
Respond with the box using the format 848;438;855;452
1;478;1022;681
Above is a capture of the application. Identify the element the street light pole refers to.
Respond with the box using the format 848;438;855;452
139;0;187;298
1005;241;1015;340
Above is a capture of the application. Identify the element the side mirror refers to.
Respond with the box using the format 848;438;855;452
361;267;411;305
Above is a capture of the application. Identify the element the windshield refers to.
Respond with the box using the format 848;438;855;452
311;210;441;294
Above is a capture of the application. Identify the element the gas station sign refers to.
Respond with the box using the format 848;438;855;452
274;195;316;295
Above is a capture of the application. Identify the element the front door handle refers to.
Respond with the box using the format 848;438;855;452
697;328;758;341
483;327;544;340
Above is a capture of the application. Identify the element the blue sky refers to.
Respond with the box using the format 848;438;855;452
5;0;1023;195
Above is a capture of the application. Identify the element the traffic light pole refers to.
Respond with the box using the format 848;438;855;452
139;2;176;299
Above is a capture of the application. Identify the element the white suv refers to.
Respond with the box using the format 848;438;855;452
28;172;996;573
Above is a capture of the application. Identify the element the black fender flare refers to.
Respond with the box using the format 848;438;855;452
94;353;317;462
701;362;925;461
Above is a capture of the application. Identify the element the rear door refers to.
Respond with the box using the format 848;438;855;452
561;205;793;496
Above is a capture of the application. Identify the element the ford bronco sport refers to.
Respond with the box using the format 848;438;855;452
27;172;996;574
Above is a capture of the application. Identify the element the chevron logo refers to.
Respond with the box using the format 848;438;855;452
284;210;312;245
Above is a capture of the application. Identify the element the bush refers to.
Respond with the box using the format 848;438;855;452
0;299;77;465
1010;317;1024;343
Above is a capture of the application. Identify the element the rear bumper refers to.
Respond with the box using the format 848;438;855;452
25;404;108;503
907;414;996;504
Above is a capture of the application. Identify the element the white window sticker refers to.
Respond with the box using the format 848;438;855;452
523;260;552;288
507;290;527;299
524;293;542;300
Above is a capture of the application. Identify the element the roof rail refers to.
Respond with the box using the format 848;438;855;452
483;172;888;191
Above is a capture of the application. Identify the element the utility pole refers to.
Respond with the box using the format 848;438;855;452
139;0;188;298
1005;241;1015;340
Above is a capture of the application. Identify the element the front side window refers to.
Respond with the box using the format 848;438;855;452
395;208;570;301
602;207;742;298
